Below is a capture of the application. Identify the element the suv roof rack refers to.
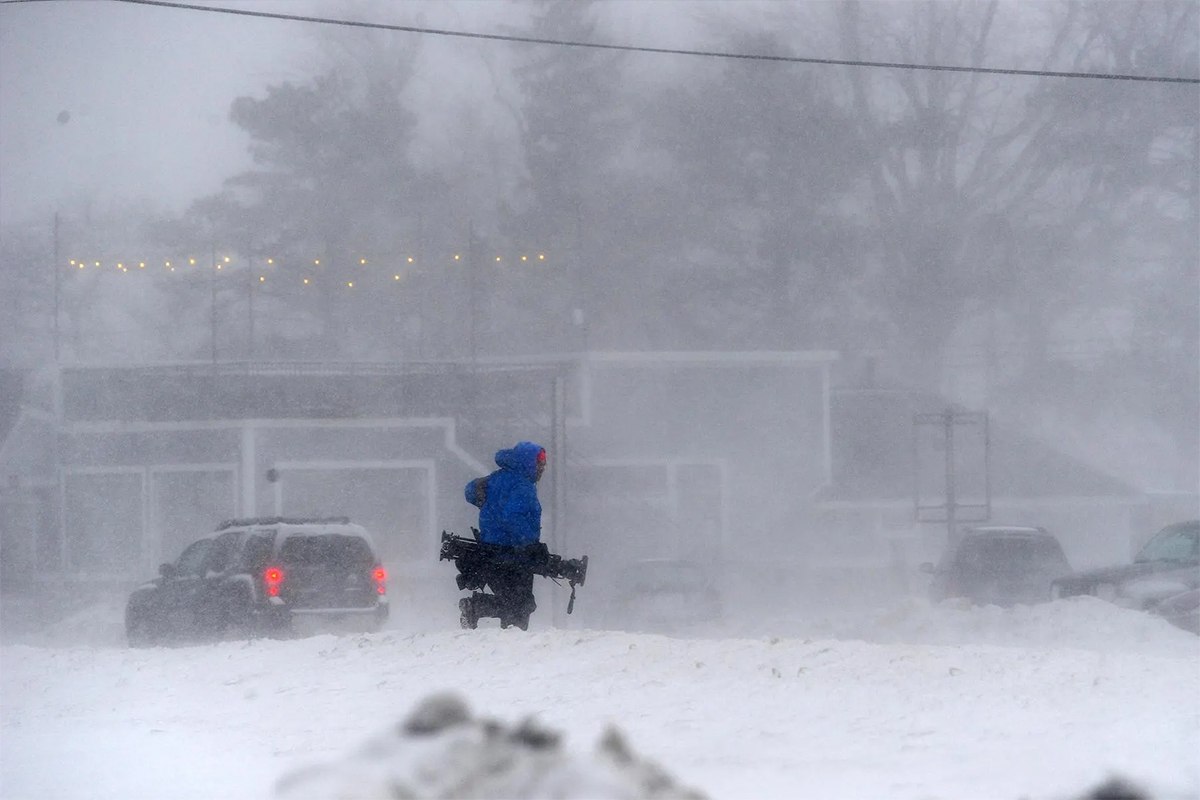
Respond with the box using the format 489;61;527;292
215;516;352;531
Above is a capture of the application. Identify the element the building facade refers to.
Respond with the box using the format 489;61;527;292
0;353;837;622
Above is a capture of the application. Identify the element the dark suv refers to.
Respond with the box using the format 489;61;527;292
125;517;389;646
920;526;1072;606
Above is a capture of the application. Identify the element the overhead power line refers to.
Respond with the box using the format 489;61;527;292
6;0;1196;84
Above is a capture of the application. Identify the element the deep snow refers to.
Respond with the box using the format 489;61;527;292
1;595;1197;800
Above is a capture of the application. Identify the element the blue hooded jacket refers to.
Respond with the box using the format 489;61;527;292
464;441;544;547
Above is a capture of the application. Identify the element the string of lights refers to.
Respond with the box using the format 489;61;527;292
4;0;1194;84
59;252;552;287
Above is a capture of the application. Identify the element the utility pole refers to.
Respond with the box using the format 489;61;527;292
467;220;478;363
943;409;957;548
52;212;60;362
573;198;587;353
246;248;255;360
554;373;570;627
210;239;218;365
51;211;64;575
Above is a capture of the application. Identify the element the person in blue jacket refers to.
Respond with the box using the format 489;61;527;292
459;441;547;629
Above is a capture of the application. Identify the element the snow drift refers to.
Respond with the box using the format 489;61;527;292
1;596;1195;800
273;692;704;799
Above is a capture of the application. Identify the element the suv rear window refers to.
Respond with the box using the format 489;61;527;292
176;538;213;576
239;531;276;572
956;535;1066;571
279;534;374;569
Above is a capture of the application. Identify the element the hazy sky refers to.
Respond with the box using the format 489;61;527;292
0;0;759;227
1;0;301;224
0;0;512;224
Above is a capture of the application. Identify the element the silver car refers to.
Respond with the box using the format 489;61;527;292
1052;520;1199;620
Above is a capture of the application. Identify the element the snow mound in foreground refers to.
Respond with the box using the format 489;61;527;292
273;692;706;800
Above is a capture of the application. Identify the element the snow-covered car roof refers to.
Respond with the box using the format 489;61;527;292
215;517;376;545
963;526;1050;536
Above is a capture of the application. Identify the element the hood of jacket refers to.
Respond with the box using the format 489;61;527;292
494;441;544;482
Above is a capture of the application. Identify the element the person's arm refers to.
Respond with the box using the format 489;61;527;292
464;476;489;508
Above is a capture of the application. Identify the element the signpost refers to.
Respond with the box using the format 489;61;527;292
914;407;990;546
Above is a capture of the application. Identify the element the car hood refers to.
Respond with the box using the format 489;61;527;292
1056;560;1199;588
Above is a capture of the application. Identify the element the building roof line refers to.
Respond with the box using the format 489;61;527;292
52;350;840;375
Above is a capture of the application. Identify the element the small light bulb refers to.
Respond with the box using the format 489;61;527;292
346;281;354;288
495;256;501;262
189;258;196;266
521;255;528;262
453;254;461;261
139;262;145;269
360;258;367;265
267;258;274;265
407;256;414;263
394;274;401;281
538;253;545;260
303;278;310;285
223;256;230;263
259;276;265;283
314;259;320;265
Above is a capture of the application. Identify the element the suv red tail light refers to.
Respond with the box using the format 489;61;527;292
373;566;387;595
263;566;285;597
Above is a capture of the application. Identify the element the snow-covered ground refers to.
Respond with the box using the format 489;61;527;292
1;595;1197;799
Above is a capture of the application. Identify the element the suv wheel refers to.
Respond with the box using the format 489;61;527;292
459;597;479;629
260;608;293;639
218;588;256;640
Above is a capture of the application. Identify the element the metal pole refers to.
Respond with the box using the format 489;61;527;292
210;240;218;364
247;251;255;360
552;374;566;551
467;220;477;362
983;411;991;522
944;408;957;548
551;373;567;627
573;199;586;353
52;212;60;362
50;206;70;570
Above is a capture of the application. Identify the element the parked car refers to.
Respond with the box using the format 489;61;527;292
125;516;389;646
1155;588;1200;635
920;526;1072;606
608;559;721;633
1052;520;1199;623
